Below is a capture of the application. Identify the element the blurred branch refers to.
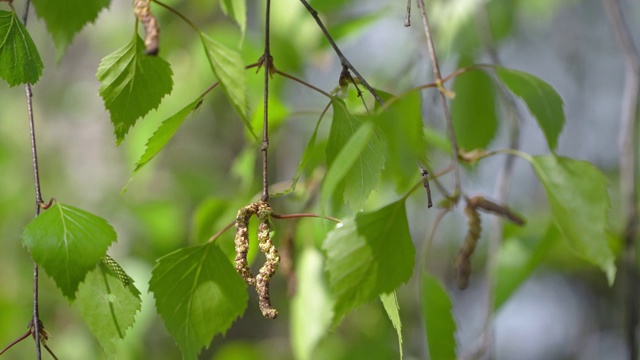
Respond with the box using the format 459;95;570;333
603;0;640;358
416;0;461;199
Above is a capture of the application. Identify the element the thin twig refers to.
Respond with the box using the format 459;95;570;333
152;0;200;33
602;1;640;358
207;220;235;243
274;69;332;98
298;0;383;105
416;0;461;198
261;0;272;202
0;329;31;356
404;0;411;27
272;213;341;223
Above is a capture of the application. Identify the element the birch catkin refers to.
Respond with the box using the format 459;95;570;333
133;0;160;55
455;201;481;290
256;202;280;319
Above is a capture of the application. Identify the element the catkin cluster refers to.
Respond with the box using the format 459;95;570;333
234;201;280;319
133;0;160;55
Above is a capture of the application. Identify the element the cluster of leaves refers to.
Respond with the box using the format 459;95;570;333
0;0;618;359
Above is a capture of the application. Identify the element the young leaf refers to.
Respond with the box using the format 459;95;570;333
75;260;141;358
200;34;254;138
451;65;497;150
375;90;426;192
134;96;203;175
31;0;110;61
0;10;43;86
325;98;385;210
496;68;565;151
291;247;334;360
323;199;414;325
149;243;248;359
97;34;173;144
220;0;246;41
21;202;118;300
380;291;403;359
422;273;456;360
530;155;616;284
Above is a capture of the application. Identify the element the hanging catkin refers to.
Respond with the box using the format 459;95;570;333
133;0;160;55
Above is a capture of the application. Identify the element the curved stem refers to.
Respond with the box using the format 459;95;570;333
152;0;200;34
272;213;341;224
0;329;31;356
207;220;235;243
274;69;332;98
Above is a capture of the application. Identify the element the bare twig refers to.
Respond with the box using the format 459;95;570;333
260;0;273;202
416;0;461;198
298;0;383;105
404;0;412;27
274;69;332;98
603;1;640;358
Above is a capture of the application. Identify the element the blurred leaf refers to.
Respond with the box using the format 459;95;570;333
325;11;383;46
422;273;456;360
323;199;414;325
325;98;385;210
452;64;497;150
496;68;564;150
530;155;615;284
380;291;403;359
97;35;173;144
200;34;255;139
375;90;426;192
149;242;248;359
76;260;141;358
488;0;516;42
21;202;117;300
494;225;559;309
31;0;110;61
0;10;43;86
220;0;246;41
291;247;334;360
289;105;329;194
309;0;352;13
133;96;203;175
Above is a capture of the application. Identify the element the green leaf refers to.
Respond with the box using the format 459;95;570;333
149;243;248;359
494;225;558;309
32;0;110;61
375;90;426;192
452;64;497;150
21;202;118;300
530;155;615;283
220;0;246;41
0;10;43;86
325;98;385;210
422;273;456;360
291;247;334;360
288;107;329;194
496;68;565;150
134;96;203;175
323;199;414;324
75;260;141;358
97;34;173;144
380;291;403;359
200;34;254;138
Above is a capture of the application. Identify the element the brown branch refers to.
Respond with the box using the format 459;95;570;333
260;0;273;202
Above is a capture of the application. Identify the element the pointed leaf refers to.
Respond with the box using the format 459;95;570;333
291;247;334;360
452;64;497;150
375;90;426;192
97;35;173;144
200;34;254;138
220;0;246;40
422;273;456;360
496;68;564;150
323;199;415;324
530;155;615;283
134;96;203;174
495;225;558;309
75;260;141;358
0;10;43;86
21;202;118;299
32;0;110;61
325;98;385;210
149;243;248;359
380;291;403;359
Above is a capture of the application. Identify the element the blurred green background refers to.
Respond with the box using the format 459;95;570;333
0;0;638;359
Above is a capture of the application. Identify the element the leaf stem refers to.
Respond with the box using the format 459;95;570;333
152;0;200;34
207;220;235;243
272;213;341;224
416;0;461;198
298;0;382;105
274;69;332;98
0;328;31;356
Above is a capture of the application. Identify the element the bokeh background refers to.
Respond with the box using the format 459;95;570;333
0;0;638;359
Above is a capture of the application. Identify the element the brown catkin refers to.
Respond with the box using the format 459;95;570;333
255;202;279;319
234;203;259;286
473;196;526;226
133;0;160;55
455;202;482;290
